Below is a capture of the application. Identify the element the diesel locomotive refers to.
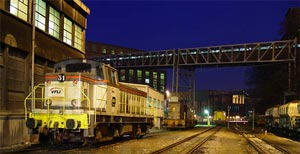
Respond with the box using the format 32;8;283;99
24;59;156;144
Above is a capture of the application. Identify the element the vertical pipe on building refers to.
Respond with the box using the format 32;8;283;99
31;0;36;110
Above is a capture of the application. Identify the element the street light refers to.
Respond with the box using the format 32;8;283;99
204;109;210;126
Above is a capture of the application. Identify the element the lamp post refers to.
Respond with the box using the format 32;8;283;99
204;109;210;126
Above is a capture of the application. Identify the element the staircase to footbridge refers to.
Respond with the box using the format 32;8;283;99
93;38;300;108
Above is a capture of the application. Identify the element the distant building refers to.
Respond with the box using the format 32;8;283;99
0;0;89;149
196;90;247;117
85;41;144;58
85;41;167;93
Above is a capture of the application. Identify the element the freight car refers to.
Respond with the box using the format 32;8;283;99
24;59;157;144
213;110;226;126
265;105;280;132
265;100;300;138
164;96;195;129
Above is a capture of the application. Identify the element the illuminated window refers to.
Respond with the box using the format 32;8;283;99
145;71;150;84
160;73;165;92
129;69;134;82
63;17;72;45
111;50;115;55
137;70;142;83
153;72;157;89
102;49;106;54
120;69;126;81
74;24;83;50
35;0;46;31
10;0;28;21
48;7;60;38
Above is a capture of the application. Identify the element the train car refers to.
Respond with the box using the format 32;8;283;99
164;96;195;129
24;59;157;144
213;111;226;126
265;105;280;132
278;100;300;137
120;82;165;129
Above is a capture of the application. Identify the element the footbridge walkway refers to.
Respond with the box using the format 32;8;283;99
94;39;299;68
93;38;300;101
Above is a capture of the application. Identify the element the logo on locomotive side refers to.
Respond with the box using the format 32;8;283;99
49;87;64;97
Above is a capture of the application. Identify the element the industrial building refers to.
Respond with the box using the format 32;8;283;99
85;41;167;93
0;0;89;149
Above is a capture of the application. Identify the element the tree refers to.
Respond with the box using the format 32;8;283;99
245;7;300;114
245;63;288;114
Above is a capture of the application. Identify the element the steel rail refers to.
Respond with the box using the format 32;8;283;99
149;127;217;154
260;138;290;154
186;127;222;154
233;126;287;154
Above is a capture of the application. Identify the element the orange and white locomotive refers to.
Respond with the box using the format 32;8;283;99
24;59;154;144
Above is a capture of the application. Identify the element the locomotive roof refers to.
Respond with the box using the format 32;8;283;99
54;59;101;69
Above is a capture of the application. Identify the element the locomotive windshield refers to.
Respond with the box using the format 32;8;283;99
53;59;105;80
66;63;92;73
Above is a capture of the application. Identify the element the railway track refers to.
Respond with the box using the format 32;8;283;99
150;126;221;154
10;142;84;154
233;126;290;154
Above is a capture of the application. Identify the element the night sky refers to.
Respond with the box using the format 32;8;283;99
82;0;299;91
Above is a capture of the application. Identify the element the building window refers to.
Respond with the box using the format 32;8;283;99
102;48;107;54
153;72;157;90
137;70;142;83
10;0;28;21
111;50;115;55
129;69;134;82
74;24;83;50
35;0;46;31
63;17;72;45
145;71;150;84
160;73;165;92
120;69;126;81
48;7;60;38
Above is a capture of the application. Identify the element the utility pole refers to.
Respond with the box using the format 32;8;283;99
227;105;230;128
31;0;36;111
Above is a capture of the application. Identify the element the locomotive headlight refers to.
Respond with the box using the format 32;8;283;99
66;119;78;130
71;99;79;107
44;99;52;106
